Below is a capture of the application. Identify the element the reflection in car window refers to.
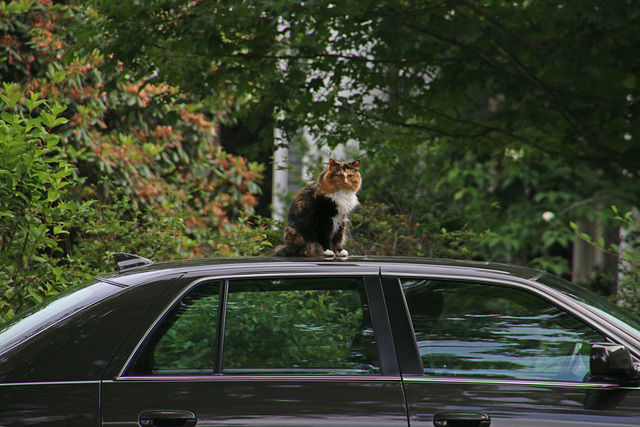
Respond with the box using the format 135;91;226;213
223;278;379;375
127;277;379;376
537;273;640;339
0;281;119;354
128;281;221;376
402;279;604;381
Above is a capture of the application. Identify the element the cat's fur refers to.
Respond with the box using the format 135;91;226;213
275;159;361;257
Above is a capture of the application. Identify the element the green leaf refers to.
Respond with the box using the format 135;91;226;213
48;189;60;202
53;225;68;235
27;288;43;304
0;91;23;109
25;93;46;112
1;111;18;125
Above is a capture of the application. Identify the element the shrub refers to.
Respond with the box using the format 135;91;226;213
572;207;640;315
347;201;483;259
211;214;282;257
0;83;77;319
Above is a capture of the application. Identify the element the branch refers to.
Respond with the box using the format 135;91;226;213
456;1;541;50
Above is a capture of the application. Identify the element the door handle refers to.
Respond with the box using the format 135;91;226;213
433;410;490;427
139;409;197;427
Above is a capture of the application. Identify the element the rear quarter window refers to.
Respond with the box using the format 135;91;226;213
0;281;121;354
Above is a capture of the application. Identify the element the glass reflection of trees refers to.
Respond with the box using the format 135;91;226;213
403;280;604;381
132;278;379;376
224;278;379;374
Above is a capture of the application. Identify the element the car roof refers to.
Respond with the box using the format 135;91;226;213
98;255;544;287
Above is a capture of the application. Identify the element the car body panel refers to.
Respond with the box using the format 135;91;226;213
0;382;100;426
101;271;408;426
0;274;183;384
102;376;407;426
403;377;640;426
378;270;640;427
1;256;640;426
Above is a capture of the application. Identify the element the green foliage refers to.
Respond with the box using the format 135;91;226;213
0;3;266;323
0;83;74;318
67;182;192;266
348;201;482;259
2;0;264;238
571;207;640;315
81;0;640;179
207;214;280;257
3;0;638;320
0;84;196;322
79;0;640;277
224;287;372;372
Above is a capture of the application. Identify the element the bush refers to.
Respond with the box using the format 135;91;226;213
0;2;266;322
572;207;640;315
347;201;483;259
0;84;263;323
0;83;77;319
207;214;282;258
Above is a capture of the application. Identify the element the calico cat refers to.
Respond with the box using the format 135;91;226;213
275;159;361;257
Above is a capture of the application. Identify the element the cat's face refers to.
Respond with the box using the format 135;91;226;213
319;159;362;193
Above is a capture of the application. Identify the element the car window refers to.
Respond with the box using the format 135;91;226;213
402;279;605;382
0;281;120;354
537;273;640;339
127;277;379;376
223;277;379;375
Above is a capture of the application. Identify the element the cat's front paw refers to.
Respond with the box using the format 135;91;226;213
336;249;349;258
323;249;336;257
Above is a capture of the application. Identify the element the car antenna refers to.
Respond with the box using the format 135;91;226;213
113;252;154;272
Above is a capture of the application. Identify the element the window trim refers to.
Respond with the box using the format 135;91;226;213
118;272;396;379
401;375;622;388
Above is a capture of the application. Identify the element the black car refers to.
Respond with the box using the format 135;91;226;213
2;255;640;426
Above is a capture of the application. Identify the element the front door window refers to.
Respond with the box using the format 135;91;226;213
402;279;604;381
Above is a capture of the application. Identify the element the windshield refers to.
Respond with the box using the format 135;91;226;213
0;281;121;354
537;273;640;340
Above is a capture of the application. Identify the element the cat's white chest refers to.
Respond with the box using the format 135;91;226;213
330;190;359;215
329;190;359;232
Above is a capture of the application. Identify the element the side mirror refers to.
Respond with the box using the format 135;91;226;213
590;342;640;383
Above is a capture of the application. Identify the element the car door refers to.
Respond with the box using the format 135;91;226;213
382;275;640;427
101;274;408;426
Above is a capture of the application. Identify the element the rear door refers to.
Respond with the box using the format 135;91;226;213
382;275;640;427
101;273;408;426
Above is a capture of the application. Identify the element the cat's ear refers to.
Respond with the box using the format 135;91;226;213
350;160;360;168
329;158;337;167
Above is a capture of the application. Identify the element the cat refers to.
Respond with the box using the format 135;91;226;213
275;159;361;257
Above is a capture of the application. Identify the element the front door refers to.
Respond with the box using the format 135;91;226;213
392;277;640;427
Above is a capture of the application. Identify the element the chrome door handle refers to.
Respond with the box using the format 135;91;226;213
139;409;197;427
433;410;490;427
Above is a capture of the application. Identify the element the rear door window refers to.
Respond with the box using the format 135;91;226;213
223;277;379;374
127;277;379;376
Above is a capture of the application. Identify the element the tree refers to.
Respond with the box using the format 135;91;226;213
0;0;267;321
74;0;639;275
80;0;639;182
1;0;264;244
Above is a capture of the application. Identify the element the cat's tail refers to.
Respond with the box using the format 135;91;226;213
274;242;324;257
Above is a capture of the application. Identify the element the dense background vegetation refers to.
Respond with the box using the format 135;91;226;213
1;0;639;321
